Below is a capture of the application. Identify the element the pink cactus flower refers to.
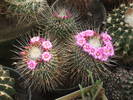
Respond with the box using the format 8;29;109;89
103;45;114;56
101;32;112;41
76;37;86;47
101;54;108;61
27;60;37;70
88;46;96;56
103;40;112;46
83;43;91;53
42;40;53;50
30;36;40;44
80;30;94;37
75;34;83;40
93;48;103;60
41;52;52;62
40;38;45;42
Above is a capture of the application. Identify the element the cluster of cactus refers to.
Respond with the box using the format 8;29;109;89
9;0;133;100
106;3;133;62
0;65;15;100
12;0;115;92
12;0;78;91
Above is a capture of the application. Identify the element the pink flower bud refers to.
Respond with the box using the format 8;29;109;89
20;51;26;55
101;32;112;41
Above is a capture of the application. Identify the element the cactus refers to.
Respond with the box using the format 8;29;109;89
13;30;65;91
64;29;115;87
103;67;133;100
3;0;49;24
106;3;133;62
48;0;106;30
0;65;16;100
4;0;45;15
39;0;77;42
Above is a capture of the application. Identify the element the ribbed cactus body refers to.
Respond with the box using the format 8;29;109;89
0;65;15;100
106;3;133;60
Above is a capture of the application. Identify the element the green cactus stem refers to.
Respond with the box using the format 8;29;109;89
106;3;133;62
